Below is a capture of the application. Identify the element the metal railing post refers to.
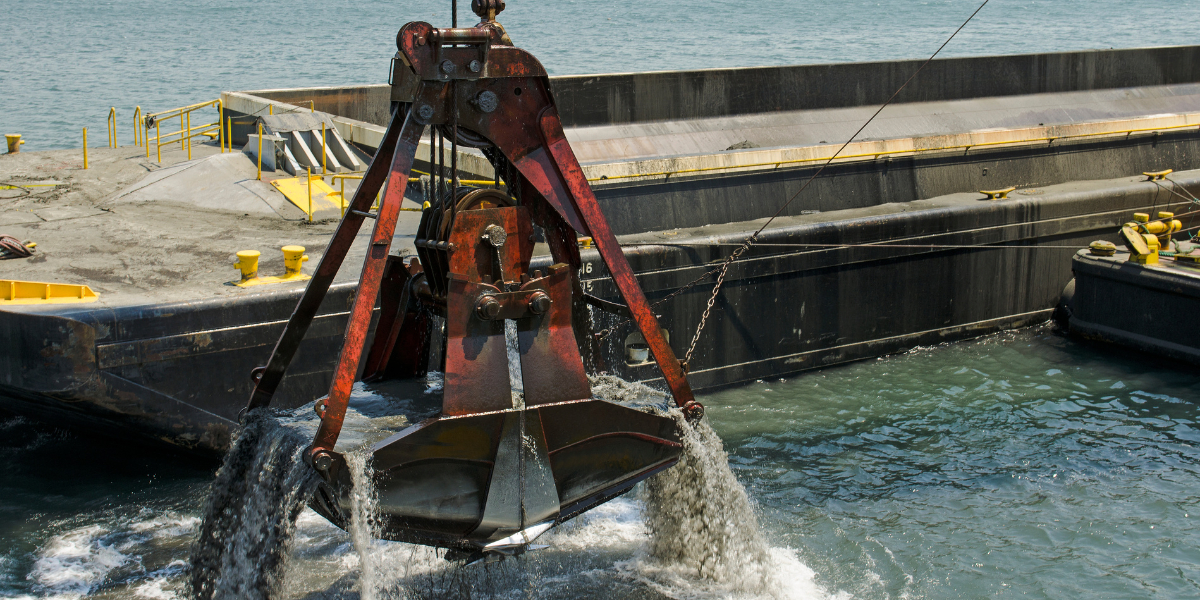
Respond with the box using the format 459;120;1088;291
321;122;327;175
133;106;142;148
219;101;225;153
156;121;161;163
82;128;88;169
306;167;313;223
257;122;263;181
185;111;192;160
107;108;116;148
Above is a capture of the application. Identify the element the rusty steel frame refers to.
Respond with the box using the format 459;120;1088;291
245;17;699;465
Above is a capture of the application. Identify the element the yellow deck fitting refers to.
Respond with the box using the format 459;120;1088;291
1143;169;1173;181
1;279;98;304
5;134;25;154
578;237;594;248
1088;240;1117;256
231;247;311;287
1125;211;1182;241
979;186;1016;200
270;175;344;219
1120;226;1159;265
232;250;262;286
279;246;311;282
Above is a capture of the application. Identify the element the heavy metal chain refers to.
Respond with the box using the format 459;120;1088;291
682;235;755;366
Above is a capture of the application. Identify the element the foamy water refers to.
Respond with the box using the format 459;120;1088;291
75;374;827;600
5;327;1199;598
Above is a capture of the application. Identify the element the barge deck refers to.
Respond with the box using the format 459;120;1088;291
2;45;1199;452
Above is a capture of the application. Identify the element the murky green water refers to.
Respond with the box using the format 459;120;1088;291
2;325;1197;598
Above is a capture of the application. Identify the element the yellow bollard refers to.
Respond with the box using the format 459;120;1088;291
185;111;192;160
321;122;327;175
269;104;273;116
227;117;233;153
5;134;24;154
280;246;310;280
306;167;313;223
233;250;261;285
256;122;263;181
82;128;88;169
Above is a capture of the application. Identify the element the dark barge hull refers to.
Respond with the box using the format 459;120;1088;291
4;45;1200;453
1062;251;1200;364
3;170;1197;453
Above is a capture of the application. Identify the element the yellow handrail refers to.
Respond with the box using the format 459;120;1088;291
133;106;143;147
146;99;223;163
587;121;1200;182
107;108;117;148
219;101;225;153
330;173;424;216
306;167;314;223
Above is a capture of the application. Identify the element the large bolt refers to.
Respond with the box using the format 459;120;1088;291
416;104;435;121
474;90;499;113
441;60;456;75
528;291;551;315
476;295;501;319
483;224;507;247
311;450;333;471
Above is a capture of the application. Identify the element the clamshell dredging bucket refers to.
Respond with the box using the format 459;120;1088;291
310;399;681;554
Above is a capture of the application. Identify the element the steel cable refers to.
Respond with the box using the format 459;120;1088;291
677;0;993;366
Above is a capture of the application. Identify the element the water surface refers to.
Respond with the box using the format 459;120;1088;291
2;326;1197;598
5;0;1200;150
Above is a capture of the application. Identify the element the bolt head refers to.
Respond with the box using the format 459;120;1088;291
483;224;507;247
416;104;435;121
469;60;482;73
312;451;333;471
528;291;551;315
476;295;501;319
474;90;499;113
441;60;456;75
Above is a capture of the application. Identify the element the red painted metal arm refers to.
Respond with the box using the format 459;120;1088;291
246;109;405;411
310;114;426;456
499;106;697;411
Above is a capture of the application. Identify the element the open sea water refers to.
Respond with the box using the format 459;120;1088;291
2;327;1199;599
3;1;1200;598
4;0;1200;150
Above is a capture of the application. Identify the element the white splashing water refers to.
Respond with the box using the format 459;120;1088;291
188;410;318;600
340;375;830;600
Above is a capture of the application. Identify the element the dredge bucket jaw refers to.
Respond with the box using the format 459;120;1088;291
245;2;700;556
310;399;680;553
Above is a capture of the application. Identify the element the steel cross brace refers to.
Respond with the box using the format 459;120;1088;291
245;20;699;463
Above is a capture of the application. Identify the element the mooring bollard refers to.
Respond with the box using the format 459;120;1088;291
5;134;24;154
